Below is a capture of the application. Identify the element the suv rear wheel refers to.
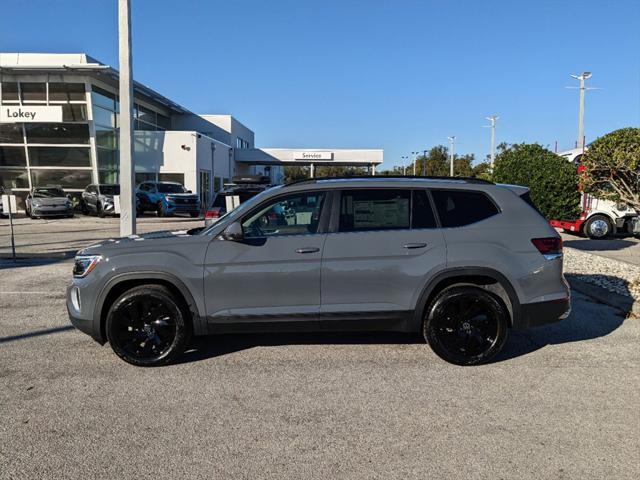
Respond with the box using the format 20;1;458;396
424;286;508;366
105;285;191;366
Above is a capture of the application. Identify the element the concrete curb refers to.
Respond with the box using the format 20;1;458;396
566;274;639;316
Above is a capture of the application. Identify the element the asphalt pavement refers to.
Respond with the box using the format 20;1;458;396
0;259;638;479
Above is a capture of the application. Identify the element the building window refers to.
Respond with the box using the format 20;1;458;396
61;104;88;122
91;86;117;111
30;168;92;189
20;83;46;102
1;82;19;102
0;146;27;167
25;124;90;144
97;149;118;171
28;147;91;167
0;124;24;143
0;169;29;189
135;172;156;185
93;105;117;128
48;83;86;102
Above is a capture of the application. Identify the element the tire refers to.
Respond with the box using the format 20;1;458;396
584;214;612;239
189;212;199;218
136;207;144;217
423;286;509;366
80;200;89;215
97;202;105;218
105;284;192;367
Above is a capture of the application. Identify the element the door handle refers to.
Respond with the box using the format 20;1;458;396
403;242;427;249
296;247;320;254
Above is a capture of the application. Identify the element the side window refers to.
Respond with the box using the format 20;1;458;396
431;189;499;227
412;190;437;228
242;191;326;238
339;189;410;232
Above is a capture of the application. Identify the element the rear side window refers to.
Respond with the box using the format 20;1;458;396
339;189;410;232
519;191;544;217
431;189;499;227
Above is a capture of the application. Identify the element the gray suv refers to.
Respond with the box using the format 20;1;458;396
67;176;570;367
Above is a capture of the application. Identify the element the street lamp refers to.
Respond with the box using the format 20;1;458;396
412;151;419;176
484;115;498;168
447;136;456;177
401;155;408;175
567;71;597;150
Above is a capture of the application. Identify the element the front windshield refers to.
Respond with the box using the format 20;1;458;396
33;188;65;198
200;186;282;235
100;185;120;195
157;183;187;194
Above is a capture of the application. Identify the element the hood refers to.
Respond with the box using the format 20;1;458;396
78;229;196;255
31;197;69;206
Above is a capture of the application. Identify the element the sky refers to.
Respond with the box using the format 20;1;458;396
1;0;639;169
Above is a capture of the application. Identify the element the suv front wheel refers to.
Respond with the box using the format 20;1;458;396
424;286;508;366
105;284;191;366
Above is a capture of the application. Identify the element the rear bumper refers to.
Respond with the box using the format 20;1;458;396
518;297;571;329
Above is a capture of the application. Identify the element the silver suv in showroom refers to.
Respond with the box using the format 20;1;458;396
68;176;570;367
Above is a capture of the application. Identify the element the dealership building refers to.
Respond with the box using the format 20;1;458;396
0;53;383;209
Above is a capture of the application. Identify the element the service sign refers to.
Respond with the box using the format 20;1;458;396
293;151;334;161
0;105;63;123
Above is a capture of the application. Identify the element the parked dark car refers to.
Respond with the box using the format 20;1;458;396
68;176;570;367
81;184;120;217
204;175;271;227
136;181;200;217
26;186;74;219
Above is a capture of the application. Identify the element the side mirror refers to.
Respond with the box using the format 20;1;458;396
221;222;244;242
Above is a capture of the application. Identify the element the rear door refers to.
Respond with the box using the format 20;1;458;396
320;188;446;318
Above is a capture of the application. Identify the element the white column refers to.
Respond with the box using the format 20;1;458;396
118;0;136;236
309;163;315;178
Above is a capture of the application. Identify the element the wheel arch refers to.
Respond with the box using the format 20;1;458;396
93;272;203;344
413;267;521;331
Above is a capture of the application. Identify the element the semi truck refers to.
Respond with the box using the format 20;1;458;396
549;148;639;239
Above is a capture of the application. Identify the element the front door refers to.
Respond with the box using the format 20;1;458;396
203;190;329;324
321;188;446;316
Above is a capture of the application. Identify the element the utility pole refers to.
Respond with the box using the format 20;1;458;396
447;136;456;177
118;0;136;236
485;115;498;168
568;72;595;150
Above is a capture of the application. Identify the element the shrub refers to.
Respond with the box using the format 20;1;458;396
493;143;581;220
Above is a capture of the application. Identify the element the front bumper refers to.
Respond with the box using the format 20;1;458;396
32;206;73;216
67;284;103;343
519;297;571;329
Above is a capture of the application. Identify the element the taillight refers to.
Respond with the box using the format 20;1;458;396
531;237;563;256
205;208;222;219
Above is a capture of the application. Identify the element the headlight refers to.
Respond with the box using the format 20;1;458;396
73;255;102;278
164;195;173;202
31;199;42;206
66;200;73;208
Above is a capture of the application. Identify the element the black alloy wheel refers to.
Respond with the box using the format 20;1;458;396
424;286;508;366
106;285;191;366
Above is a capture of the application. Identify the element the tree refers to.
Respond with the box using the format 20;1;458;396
581;127;640;210
472;160;492;181
493;143;581;220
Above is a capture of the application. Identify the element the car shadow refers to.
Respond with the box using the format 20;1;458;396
563;237;638;252
0;254;74;269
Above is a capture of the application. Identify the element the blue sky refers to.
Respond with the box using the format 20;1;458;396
2;0;639;169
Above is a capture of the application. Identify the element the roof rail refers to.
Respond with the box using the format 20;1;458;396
284;175;494;186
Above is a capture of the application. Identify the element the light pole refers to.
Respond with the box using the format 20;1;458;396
412;151;419;176
447;136;456;177
568;71;594;150
485;115;498;168
118;0;136;236
401;156;408;175
422;149;428;176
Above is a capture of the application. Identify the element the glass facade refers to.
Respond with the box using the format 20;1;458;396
91;85;172;184
0;81;92;201
0;78;177;205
